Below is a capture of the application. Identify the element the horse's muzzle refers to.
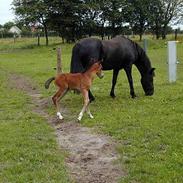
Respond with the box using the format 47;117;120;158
145;91;154;96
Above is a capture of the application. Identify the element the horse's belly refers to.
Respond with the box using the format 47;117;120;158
102;57;123;70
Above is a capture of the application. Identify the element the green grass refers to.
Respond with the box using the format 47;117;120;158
0;36;183;183
0;50;70;181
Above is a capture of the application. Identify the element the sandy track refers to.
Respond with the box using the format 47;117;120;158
9;73;124;183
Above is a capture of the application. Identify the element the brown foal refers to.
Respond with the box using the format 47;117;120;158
45;61;103;121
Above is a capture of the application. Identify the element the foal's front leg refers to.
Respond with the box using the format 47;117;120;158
86;106;94;119
78;89;90;121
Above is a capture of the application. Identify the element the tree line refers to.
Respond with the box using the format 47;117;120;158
4;0;183;45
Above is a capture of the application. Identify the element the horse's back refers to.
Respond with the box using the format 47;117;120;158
71;38;103;73
77;38;103;59
102;36;138;70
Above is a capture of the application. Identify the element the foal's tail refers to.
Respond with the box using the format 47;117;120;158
45;77;55;89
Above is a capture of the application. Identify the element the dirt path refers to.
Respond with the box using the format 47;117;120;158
9;73;125;183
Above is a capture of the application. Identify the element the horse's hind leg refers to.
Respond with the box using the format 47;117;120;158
52;88;68;120
78;89;89;121
89;90;95;103
124;67;136;98
110;69;119;98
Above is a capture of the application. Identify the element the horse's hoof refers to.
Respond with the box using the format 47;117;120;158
131;95;137;99
89;97;95;103
110;93;116;98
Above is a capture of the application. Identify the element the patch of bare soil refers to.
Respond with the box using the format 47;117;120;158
9;73;125;183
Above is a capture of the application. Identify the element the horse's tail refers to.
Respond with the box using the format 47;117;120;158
70;43;84;73
45;77;55;89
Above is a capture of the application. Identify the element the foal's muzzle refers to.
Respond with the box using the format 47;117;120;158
97;72;104;79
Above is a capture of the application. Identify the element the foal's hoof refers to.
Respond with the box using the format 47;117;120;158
77;118;81;122
57;112;64;120
89;115;94;119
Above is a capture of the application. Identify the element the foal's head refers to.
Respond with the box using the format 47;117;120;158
89;60;104;79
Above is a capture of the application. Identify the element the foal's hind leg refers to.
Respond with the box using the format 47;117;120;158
52;88;68;120
78;89;90;121
86;106;94;119
110;69;119;98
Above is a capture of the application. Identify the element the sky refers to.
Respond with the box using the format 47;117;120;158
0;0;15;25
0;0;182;29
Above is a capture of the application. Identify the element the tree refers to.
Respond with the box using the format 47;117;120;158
45;0;85;42
12;0;50;45
3;21;15;30
148;0;163;39
99;0;126;38
159;0;183;39
79;0;100;37
124;0;151;41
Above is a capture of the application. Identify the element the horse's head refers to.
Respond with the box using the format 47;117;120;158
141;68;155;96
90;58;104;79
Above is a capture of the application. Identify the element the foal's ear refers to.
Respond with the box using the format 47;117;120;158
89;58;96;66
150;68;156;76
98;59;103;64
90;58;95;63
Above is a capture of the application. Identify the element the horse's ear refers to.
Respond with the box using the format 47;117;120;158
150;68;156;76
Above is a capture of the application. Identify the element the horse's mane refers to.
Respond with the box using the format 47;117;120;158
133;40;152;72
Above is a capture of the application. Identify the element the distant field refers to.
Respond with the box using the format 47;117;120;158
0;35;183;183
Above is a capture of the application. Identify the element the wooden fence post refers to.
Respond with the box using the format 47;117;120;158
57;47;62;74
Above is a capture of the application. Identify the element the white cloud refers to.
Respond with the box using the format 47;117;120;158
0;0;15;25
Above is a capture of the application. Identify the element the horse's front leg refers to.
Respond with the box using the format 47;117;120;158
110;69;119;98
124;67;136;98
78;89;90;121
88;90;95;103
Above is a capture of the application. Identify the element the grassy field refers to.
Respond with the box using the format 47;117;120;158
0;38;71;182
0;35;183;183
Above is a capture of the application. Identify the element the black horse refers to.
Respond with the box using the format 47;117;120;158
70;36;155;101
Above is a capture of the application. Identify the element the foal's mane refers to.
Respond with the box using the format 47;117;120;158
82;59;100;73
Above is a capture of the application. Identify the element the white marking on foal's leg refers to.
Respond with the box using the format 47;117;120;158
77;112;83;121
86;108;94;119
57;112;64;120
